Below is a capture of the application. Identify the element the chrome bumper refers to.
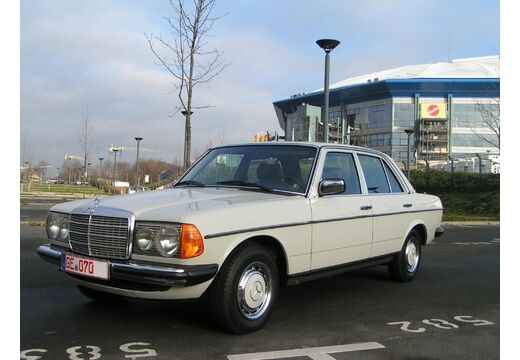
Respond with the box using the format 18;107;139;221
36;244;218;288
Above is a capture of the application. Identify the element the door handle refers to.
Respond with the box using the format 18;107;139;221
403;203;413;208
360;205;372;210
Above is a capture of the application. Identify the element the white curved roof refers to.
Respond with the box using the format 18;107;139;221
317;55;500;92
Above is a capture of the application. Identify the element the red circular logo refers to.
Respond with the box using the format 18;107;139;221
428;104;440;117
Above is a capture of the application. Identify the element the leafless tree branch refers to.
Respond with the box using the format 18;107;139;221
147;0;229;169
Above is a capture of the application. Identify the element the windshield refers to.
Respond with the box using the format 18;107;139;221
177;145;318;194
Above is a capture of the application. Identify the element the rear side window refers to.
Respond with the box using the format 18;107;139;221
383;161;404;193
358;155;390;194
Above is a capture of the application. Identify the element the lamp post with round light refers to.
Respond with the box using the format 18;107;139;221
112;148;119;192
134;137;143;186
316;39;340;143
404;129;414;179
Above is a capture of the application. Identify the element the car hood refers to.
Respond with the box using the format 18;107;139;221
50;187;301;222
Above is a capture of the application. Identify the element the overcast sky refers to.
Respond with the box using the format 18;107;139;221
19;0;500;172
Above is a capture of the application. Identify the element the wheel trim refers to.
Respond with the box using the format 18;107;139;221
237;262;272;320
405;240;419;273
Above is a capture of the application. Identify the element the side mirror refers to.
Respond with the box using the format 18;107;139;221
318;179;345;196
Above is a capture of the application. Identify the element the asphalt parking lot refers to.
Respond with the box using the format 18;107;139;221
20;224;499;360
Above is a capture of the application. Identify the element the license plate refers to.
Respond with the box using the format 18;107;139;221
61;253;110;280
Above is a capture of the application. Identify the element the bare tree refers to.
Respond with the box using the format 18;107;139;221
473;98;500;151
146;0;229;170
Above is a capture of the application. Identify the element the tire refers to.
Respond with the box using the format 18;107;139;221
389;230;422;282
209;244;279;334
77;285;120;303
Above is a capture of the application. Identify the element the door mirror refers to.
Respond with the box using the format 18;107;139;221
318;179;345;196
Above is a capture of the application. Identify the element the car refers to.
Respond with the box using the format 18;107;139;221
127;186;150;194
37;143;444;333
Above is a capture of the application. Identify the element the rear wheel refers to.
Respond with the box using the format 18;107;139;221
389;230;422;282
209;244;279;334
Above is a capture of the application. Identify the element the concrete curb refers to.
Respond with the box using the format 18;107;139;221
20;221;46;227
442;221;500;226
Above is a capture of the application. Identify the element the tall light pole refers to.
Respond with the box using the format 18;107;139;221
316;39;340;143
98;157;104;177
57;168;60;183
112;148;119;191
404;129;414;179
135;137;143;186
182;110;193;171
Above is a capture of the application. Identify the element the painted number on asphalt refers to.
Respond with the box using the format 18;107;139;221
66;346;102;360
119;342;158;359
21;343;158;360
388;315;494;333
20;349;47;360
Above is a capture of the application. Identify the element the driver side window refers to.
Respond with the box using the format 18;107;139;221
321;152;361;195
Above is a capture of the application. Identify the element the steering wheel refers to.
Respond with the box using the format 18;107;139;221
280;175;305;190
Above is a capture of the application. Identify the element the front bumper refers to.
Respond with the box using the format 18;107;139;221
36;244;218;289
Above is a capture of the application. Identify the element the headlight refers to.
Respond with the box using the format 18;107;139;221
135;227;154;251
154;225;180;257
133;222;203;258
46;212;69;242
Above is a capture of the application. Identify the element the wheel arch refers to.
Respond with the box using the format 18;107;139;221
225;235;289;286
405;221;427;246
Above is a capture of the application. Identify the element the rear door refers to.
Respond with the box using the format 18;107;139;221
357;154;410;257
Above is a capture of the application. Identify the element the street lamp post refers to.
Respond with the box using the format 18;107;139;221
404;129;414;179
135;137;143;186
57;168;60;183
316;39;340;143
99;157;104;177
112;148;119;192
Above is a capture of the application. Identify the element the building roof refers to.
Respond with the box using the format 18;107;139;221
315;55;500;92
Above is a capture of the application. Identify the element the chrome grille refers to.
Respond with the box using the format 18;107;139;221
69;214;130;259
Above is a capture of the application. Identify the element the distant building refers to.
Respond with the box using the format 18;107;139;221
273;56;500;164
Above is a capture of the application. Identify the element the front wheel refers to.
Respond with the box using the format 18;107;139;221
209;244;279;334
388;230;422;282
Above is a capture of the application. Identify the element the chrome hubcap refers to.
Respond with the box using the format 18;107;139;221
237;262;272;320
405;240;419;273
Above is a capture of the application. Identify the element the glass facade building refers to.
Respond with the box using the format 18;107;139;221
273;56;500;165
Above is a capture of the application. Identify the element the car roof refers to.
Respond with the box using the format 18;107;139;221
211;142;388;158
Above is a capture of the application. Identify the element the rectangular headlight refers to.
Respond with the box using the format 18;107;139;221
133;222;181;257
46;212;69;242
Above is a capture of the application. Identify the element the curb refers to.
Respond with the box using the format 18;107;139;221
442;221;500;226
20;221;46;227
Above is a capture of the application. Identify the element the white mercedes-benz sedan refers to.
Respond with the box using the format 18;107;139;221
38;142;444;333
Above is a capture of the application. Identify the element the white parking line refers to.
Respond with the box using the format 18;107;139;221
227;342;385;360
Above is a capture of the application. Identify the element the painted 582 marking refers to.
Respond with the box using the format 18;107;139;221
388;315;494;334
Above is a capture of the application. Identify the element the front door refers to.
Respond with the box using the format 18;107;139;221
310;150;373;270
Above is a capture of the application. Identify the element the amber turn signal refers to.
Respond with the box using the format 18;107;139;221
180;224;204;259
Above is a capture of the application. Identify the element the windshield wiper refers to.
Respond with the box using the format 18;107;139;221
216;180;273;193
174;180;205;187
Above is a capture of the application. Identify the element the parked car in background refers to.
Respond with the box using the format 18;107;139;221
127;186;150;194
37;143;444;333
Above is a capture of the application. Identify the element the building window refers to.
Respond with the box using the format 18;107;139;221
394;102;415;127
